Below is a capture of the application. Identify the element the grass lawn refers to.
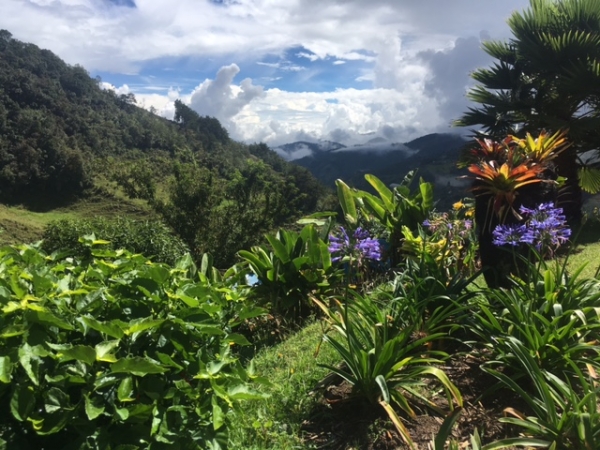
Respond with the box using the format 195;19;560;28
0;187;153;246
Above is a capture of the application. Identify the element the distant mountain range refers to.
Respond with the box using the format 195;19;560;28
274;133;473;210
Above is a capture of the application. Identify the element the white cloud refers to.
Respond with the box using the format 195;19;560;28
188;64;265;129
100;81;130;95
2;0;529;72
228;78;443;146
0;0;533;144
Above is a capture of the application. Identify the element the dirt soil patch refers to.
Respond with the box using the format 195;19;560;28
301;353;527;449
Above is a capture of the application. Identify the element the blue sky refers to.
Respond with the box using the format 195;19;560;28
1;0;531;146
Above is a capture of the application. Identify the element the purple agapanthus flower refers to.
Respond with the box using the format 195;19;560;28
494;202;571;251
492;224;535;247
329;226;382;263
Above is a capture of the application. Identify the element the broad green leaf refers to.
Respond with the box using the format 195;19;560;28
124;318;165;336
95;340;120;363
0;325;26;338
78;316;125;339
31;272;54;296
10;384;35;421
84;394;105;420
419;180;434;212
118;377;135;402
2;301;22;314
266;234;291;264
0;286;11;301
227;384;269;401
207;360;226;376
212;397;225;431
174;292;199;307
56;344;96;366
44;387;72;414
19;343;44;386
365;174;393;209
235;306;265;322
200;253;213;276
111;357;167;377
145;265;170;285
175;253;197;273
10;272;26;299
94;374;121;390
227;333;251;346
361;193;387;222
0;356;12;383
155;352;183;371
115;407;130;421
25;310;74;331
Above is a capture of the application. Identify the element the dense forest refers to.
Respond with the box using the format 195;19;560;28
0;29;332;266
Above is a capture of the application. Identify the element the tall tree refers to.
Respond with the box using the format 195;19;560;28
457;0;600;221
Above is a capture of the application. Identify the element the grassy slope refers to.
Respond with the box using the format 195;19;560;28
229;321;340;450
0;187;154;246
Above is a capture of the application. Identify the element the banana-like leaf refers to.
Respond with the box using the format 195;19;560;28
365;174;393;210
266;234;291;264
335;179;357;225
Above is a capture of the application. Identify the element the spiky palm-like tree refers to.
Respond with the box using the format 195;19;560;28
457;0;600;222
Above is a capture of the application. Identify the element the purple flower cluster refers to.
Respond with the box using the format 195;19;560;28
492;202;571;250
329;227;382;263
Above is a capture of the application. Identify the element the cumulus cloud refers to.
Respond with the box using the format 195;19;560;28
100;81;130;95
188;64;265;123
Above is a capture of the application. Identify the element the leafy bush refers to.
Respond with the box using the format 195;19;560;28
483;338;600;449
41;216;189;266
0;239;266;449
336;171;434;266
238;224;339;321
469;257;600;385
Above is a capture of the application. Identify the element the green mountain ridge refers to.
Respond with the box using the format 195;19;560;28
288;132;470;209
0;30;331;267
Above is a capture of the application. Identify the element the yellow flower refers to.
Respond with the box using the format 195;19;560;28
453;201;465;210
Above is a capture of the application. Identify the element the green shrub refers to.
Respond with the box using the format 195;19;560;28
469;258;600;385
238;224;340;321
483;339;600;449
41;217;189;265
0;239;266;449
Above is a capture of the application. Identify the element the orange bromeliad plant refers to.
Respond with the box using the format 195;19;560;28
468;161;545;225
465;130;569;230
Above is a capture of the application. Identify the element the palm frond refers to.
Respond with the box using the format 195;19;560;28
578;166;600;193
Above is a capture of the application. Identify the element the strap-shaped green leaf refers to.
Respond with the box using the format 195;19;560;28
335;179;357;225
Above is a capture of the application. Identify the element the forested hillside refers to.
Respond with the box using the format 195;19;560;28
0;30;331;266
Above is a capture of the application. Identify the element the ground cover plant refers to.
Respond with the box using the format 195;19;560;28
0;237;267;449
